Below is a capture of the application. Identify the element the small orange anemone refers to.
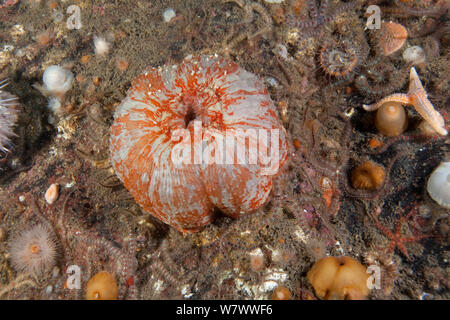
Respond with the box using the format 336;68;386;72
351;161;386;190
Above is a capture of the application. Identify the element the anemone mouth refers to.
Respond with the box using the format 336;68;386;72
184;105;197;128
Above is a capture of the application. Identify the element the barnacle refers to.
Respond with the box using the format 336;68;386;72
403;46;426;66
271;285;292;300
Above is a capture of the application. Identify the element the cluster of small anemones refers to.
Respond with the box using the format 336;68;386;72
0;79;20;153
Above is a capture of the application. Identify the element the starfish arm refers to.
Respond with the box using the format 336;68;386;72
397;243;411;261
408;67;426;95
401;235;431;242
386;241;396;254
407;67;447;135
362;94;412;111
410;94;448;135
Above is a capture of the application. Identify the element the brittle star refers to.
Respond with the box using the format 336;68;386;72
370;206;431;261
291;0;356;39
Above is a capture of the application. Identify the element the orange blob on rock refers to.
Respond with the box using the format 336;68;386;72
271;286;291;300
378;22;408;56
368;138;383;149
110;55;288;233
85;271;118;300
307;256;370;300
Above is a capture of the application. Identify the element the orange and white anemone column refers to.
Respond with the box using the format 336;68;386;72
110;55;288;233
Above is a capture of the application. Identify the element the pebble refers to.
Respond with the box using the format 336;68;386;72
403;46;426;66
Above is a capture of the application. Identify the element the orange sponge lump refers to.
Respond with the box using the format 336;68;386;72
271;286;292;300
85;271;118;300
307;256;370;300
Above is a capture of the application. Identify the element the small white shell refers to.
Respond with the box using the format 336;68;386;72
427;162;450;209
45;183;59;205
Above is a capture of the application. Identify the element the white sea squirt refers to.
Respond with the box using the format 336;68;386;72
427;162;450;209
43;65;73;96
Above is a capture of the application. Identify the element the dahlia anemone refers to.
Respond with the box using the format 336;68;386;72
0;79;20;153
8;224;59;275
110;55;288;233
